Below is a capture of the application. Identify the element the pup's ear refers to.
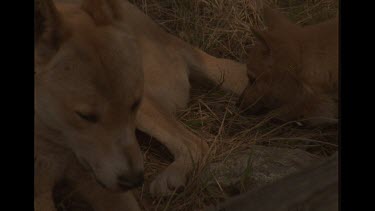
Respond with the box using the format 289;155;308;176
81;0;124;25
262;7;299;31
35;0;65;48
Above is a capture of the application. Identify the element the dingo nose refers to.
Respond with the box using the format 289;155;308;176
117;172;144;190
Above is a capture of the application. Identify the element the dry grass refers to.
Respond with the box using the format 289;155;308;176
135;84;337;211
56;0;338;210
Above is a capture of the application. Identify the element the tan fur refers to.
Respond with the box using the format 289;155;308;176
238;8;338;126
35;0;248;210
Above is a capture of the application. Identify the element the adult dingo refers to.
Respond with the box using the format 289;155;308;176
35;0;247;210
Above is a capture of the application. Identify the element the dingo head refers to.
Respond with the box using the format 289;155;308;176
238;8;338;126
35;0;144;191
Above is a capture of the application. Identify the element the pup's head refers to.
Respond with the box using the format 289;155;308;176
35;0;144;191
238;7;337;126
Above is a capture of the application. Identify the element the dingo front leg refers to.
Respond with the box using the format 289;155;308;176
136;97;209;195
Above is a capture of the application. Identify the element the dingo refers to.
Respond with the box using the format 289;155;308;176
239;8;338;126
35;0;247;210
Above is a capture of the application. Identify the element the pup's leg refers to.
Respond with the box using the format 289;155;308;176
34;157;62;211
277;93;338;126
77;179;141;211
65;160;141;211
137;97;209;195
35;192;56;211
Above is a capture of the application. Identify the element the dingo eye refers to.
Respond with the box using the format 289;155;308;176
76;111;98;123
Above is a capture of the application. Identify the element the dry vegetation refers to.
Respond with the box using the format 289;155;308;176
130;0;338;61
128;0;338;210
56;0;339;210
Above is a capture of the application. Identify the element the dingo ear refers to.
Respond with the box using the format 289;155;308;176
35;0;65;48
81;0;124;25
262;7;299;31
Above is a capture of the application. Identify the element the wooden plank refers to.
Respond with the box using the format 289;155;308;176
206;153;338;211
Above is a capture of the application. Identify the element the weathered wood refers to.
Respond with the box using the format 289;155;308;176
206;153;338;211
202;146;323;195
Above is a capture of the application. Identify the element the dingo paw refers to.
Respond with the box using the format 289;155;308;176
149;162;187;196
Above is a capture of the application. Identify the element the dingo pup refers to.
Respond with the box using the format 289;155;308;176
239;8;338;126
